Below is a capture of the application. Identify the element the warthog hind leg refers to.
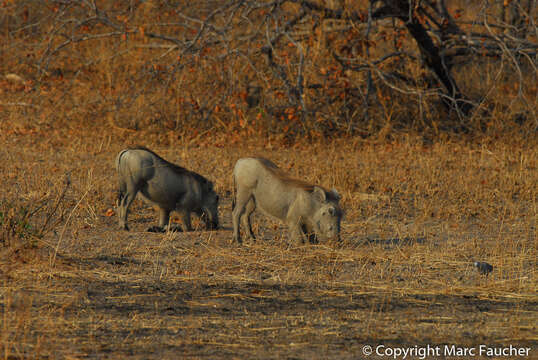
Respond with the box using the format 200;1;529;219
241;198;256;240
232;191;253;244
118;183;138;231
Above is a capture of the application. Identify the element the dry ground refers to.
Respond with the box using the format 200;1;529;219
1;127;536;359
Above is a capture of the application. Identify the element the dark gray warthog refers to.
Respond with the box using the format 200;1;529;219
116;147;219;232
232;157;342;244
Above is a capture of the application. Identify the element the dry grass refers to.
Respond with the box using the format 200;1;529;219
0;127;536;359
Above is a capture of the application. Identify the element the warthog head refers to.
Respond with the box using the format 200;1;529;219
199;181;219;230
312;187;342;242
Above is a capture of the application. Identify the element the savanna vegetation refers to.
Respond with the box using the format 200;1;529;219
1;0;536;358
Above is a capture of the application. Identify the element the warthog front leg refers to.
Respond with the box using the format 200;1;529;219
181;212;193;231
286;202;307;245
288;222;307;245
147;208;182;233
158;208;171;228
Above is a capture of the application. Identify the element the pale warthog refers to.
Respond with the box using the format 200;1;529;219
116;147;219;232
232;157;342;244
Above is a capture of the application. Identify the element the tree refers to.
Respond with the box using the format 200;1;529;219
2;0;536;136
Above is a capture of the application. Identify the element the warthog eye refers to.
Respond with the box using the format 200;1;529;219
328;207;335;216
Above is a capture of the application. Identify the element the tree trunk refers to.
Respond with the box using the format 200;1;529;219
372;0;473;115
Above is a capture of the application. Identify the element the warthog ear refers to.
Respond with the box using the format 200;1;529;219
330;188;341;201
313;186;327;202
204;181;214;191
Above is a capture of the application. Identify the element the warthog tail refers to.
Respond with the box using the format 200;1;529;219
231;173;236;211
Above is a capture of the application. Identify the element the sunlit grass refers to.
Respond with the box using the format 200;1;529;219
0;129;535;358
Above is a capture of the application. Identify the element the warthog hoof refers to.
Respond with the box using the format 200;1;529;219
232;236;242;245
147;226;165;233
206;222;219;231
307;233;318;244
147;225;183;233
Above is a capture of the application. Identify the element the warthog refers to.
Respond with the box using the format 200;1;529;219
232;157;342;244
116;146;219;232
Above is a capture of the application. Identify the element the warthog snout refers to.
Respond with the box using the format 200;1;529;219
315;204;342;242
201;206;219;230
209;221;219;230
